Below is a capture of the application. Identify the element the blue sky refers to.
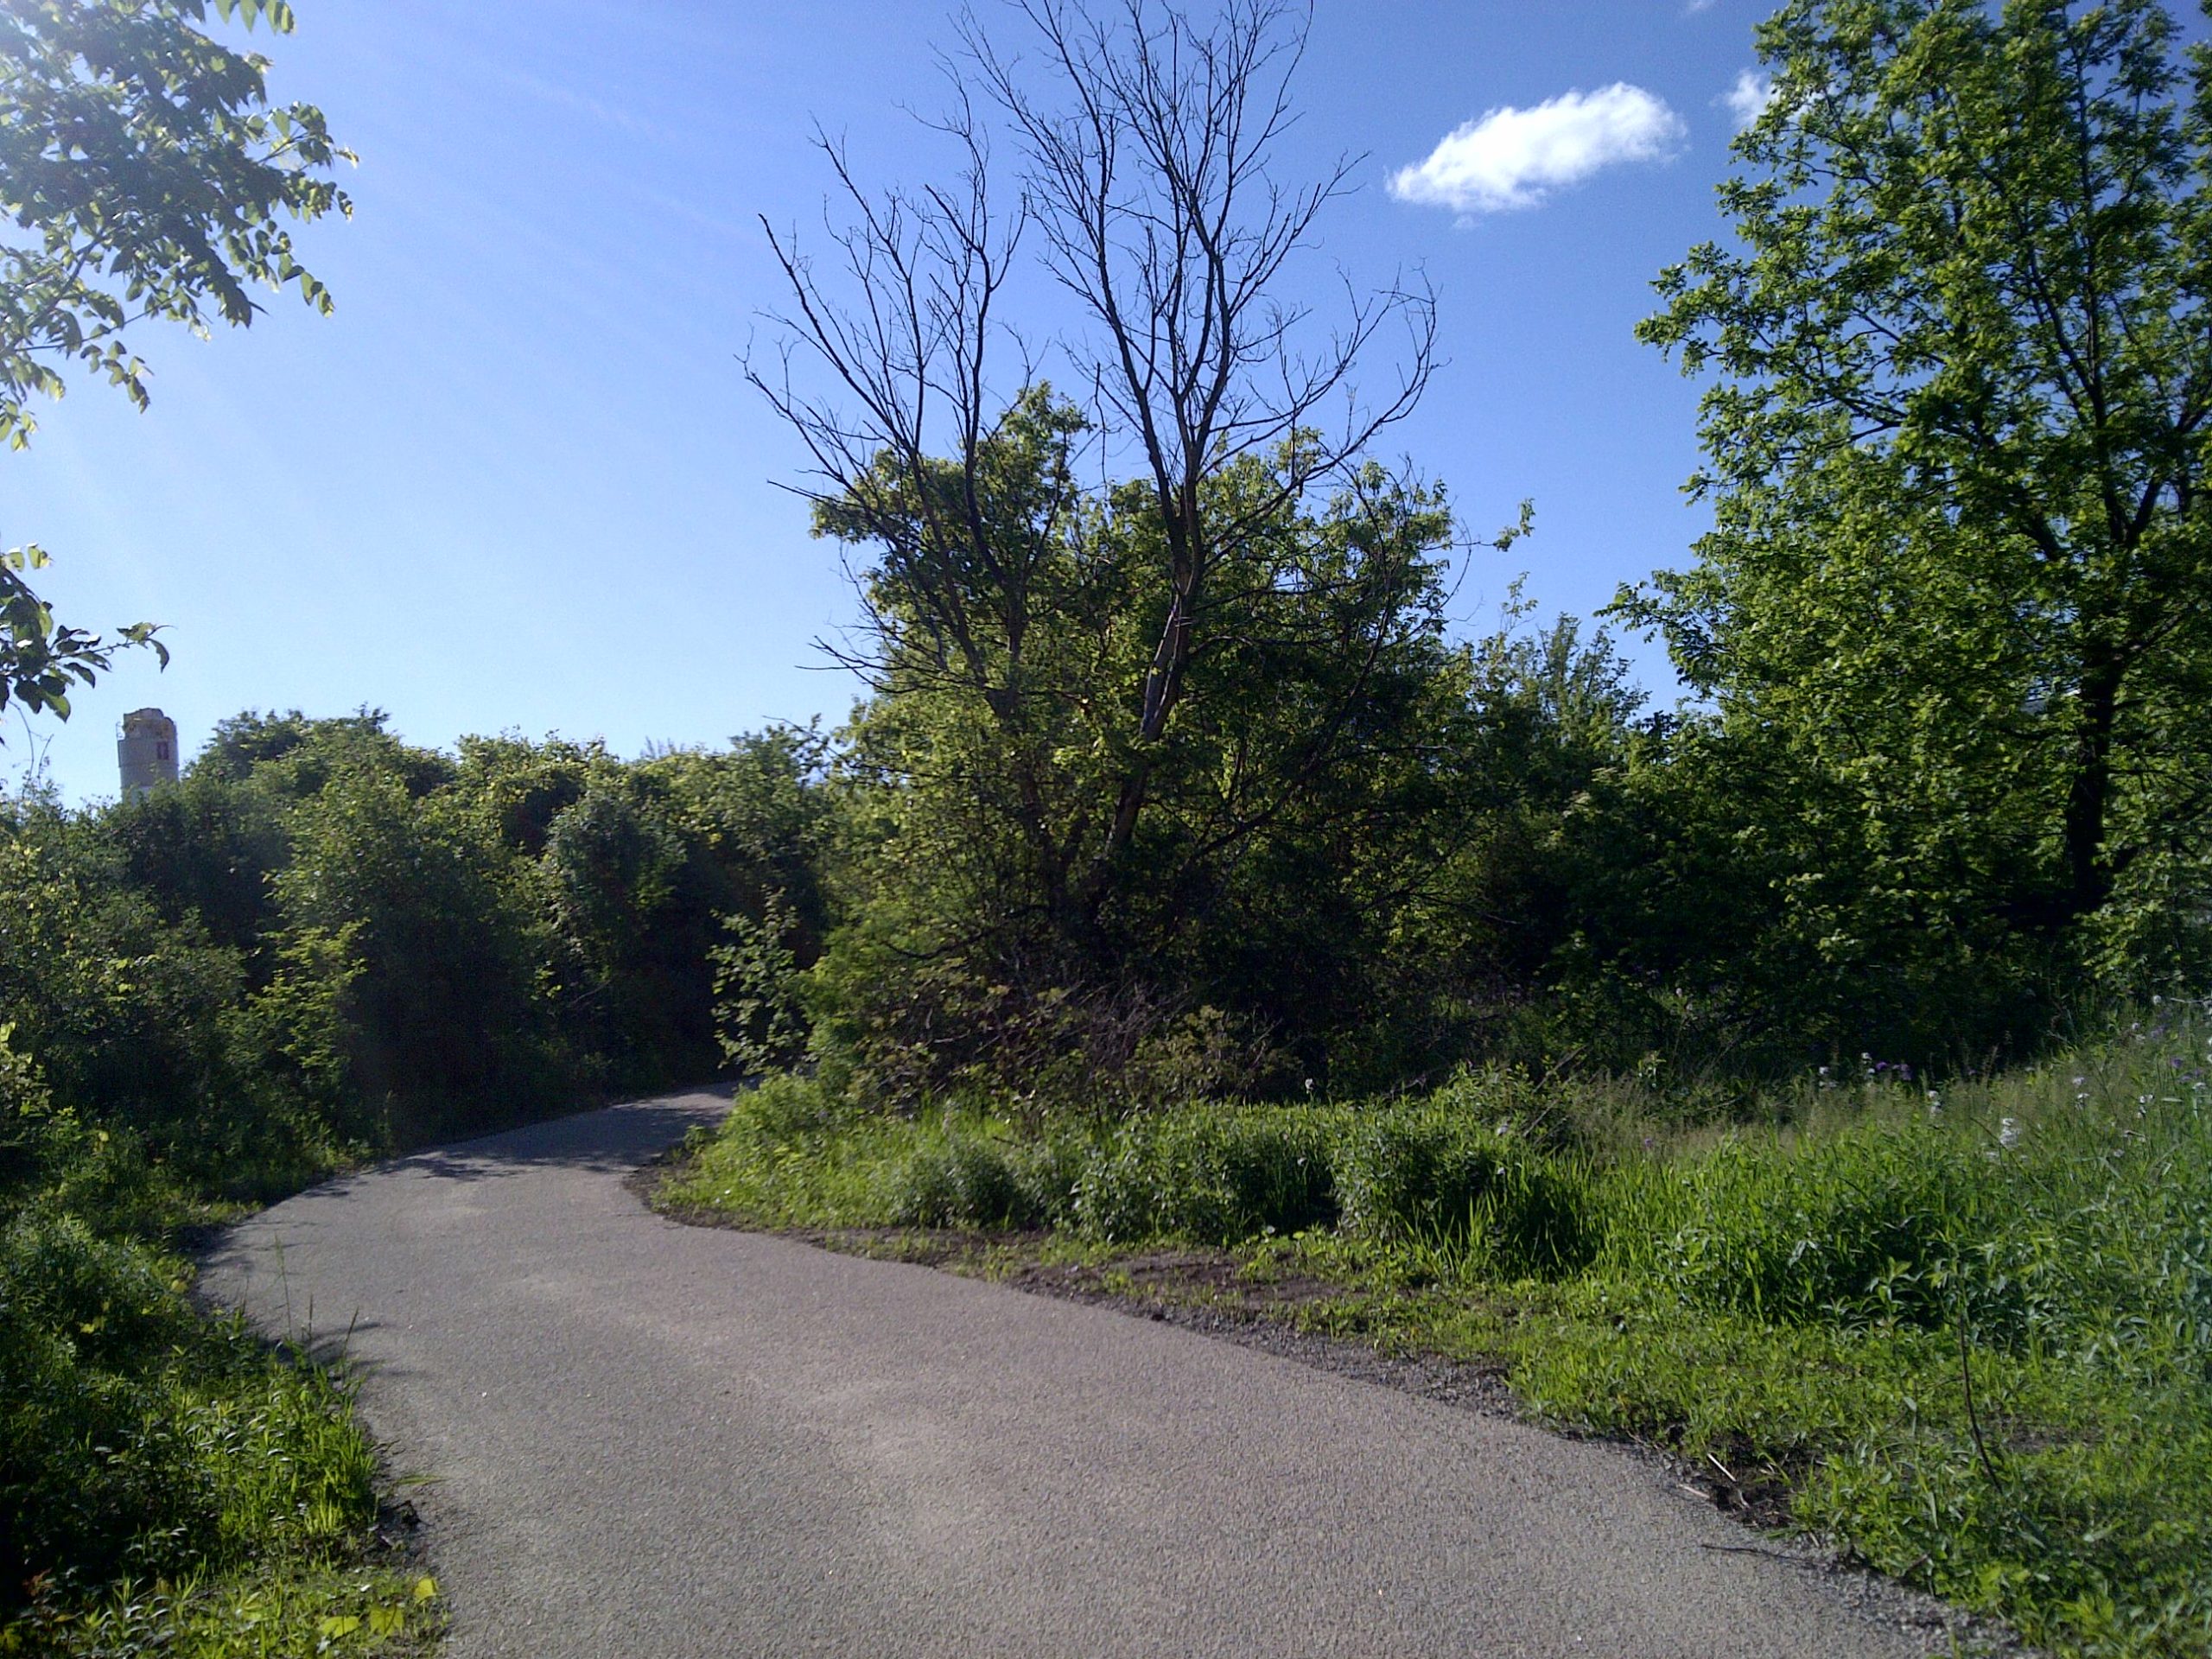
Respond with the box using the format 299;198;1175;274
12;0;1822;800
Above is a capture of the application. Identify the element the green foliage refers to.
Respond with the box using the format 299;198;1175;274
3;712;820;1177
0;0;350;447
0;543;165;723
551;731;833;1090
682;1009;2212;1657
750;0;2212;1097
1071;1110;1338;1246
885;1129;1090;1232
10;1560;442;1656
197;709;453;799
1623;0;2212;1043
1333;1104;1594;1276
0;803;343;1202
791;381;1482;1103
271;762;566;1135
712;891;808;1079
0;1192;445;1653
0;0;350;724
103;770;288;968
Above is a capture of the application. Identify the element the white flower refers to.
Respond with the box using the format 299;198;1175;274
1998;1116;2022;1149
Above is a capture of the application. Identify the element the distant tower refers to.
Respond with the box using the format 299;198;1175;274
118;708;180;799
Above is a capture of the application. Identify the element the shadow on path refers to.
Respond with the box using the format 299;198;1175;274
385;1090;736;1184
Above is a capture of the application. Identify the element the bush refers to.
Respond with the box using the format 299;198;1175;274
887;1127;1094;1230
1636;1122;1983;1331
1072;1110;1336;1244
887;1134;1032;1229
273;766;574;1135
1334;1105;1594;1275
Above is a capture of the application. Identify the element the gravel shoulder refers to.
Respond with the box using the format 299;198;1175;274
202;1091;2002;1659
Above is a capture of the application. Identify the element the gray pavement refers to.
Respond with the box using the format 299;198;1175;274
200;1092;1955;1658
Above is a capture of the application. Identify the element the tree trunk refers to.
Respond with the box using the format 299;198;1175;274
2062;648;2124;922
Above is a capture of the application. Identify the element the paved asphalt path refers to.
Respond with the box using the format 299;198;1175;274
200;1092;1953;1659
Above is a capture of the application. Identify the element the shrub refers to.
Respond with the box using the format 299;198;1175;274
1073;1110;1335;1244
273;766;573;1135
1636;1122;1980;1330
1334;1106;1594;1274
886;1126;1096;1230
888;1135;1031;1229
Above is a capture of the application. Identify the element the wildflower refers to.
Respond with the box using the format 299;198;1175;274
1998;1116;2021;1149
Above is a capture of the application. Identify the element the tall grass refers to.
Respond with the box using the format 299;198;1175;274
0;1201;442;1654
1;1041;439;1654
672;1011;2212;1658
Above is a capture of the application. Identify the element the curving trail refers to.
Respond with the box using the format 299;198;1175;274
200;1093;1955;1659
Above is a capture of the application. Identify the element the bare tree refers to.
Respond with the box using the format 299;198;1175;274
969;0;1435;871
748;0;1442;941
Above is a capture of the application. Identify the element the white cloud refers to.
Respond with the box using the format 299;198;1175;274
1389;84;1687;215
1683;0;1719;12
1722;68;1777;127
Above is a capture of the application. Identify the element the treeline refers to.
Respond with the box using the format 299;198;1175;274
748;535;2194;1122
706;0;2211;1119
3;537;2191;1197
10;0;2209;1147
1;712;830;1192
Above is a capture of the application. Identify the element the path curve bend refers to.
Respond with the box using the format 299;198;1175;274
200;1093;1956;1659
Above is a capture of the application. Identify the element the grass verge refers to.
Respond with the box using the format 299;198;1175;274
3;1097;442;1656
659;1019;2212;1659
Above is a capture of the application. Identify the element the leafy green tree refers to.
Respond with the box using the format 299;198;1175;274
444;730;835;1090
270;765;566;1135
196;708;454;799
101;768;289;969
0;801;255;1157
1626;0;2212;1009
0;0;349;720
637;730;834;947
799;393;1474;1103
452;733;607;858
541;781;696;1081
752;1;1522;1104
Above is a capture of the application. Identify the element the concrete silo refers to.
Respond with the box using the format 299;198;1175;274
118;708;180;799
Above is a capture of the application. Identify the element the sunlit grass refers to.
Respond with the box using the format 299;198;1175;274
1;1202;442;1656
671;1008;2212;1658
